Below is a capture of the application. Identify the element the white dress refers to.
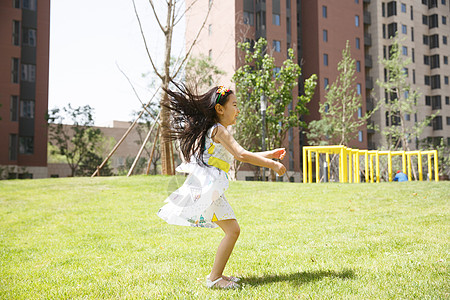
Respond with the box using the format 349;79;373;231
157;123;236;228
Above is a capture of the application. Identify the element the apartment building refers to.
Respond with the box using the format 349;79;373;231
0;0;50;179
365;0;450;149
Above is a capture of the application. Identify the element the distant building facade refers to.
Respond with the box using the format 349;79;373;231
0;0;50;179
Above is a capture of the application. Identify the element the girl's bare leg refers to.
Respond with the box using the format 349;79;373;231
208;219;240;287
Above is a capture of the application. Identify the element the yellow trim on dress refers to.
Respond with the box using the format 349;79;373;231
208;156;230;173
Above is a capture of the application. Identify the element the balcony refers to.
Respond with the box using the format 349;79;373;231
364;33;372;46
366;97;374;111
364;11;371;24
365;55;373;68
365;77;374;89
367;120;375;134
363;0;371;3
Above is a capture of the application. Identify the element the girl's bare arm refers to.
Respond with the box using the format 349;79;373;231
213;126;286;175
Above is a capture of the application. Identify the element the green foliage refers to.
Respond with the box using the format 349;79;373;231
185;54;225;93
232;38;317;153
420;138;450;177
308;41;378;146
47;104;108;177
376;35;436;150
0;177;449;298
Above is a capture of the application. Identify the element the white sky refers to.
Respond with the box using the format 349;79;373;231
48;0;185;126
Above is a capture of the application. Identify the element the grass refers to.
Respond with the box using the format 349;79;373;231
0;176;448;299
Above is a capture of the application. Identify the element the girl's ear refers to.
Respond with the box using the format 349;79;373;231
215;103;224;115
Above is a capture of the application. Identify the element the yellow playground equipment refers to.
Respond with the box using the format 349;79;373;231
302;145;439;183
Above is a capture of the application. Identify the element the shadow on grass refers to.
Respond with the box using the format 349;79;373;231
242;269;355;287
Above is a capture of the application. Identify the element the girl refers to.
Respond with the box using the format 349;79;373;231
157;84;286;289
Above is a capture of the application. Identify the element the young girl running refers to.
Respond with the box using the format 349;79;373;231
157;84;286;289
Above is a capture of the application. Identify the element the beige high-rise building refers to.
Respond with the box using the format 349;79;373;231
365;0;450;149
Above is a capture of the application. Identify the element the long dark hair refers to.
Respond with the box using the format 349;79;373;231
162;83;234;166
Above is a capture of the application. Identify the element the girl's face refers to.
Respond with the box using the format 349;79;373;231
216;93;240;126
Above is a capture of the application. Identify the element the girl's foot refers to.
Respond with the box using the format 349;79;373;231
222;275;240;283
206;276;240;289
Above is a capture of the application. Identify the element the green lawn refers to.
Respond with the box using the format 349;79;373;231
0;176;448;299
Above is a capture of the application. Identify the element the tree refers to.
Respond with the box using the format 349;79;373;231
132;0;212;175
376;35;435;151
185;54;225;93
232;38;317;178
307;41;377;146
47;104;111;177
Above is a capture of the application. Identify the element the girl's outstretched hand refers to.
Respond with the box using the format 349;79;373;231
274;162;286;176
272;148;286;160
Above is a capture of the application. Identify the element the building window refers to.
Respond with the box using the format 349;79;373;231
447;117;450;125
444;56;448;64
405;114;410;121
431;75;441;89
443;16;447;25
402;46;408;55
382;3;386;17
208;49;212;58
10;96;19;122
356;60;361;72
22;0;37;10
388;22;397;38
410;5;414;19
426;96;431;106
19;137;34;154
286;17;291;35
273;40;281;52
383;24;387;38
446;96;450;105
9;134;18;161
21;64;36;82
13;20;20;46
411;27;414;41
323;30;328;42
430;54;440;68
402;24;407;34
412;48;415;62
243;11;254;25
358;107;362;118
429;14;439;28
445;76;449;85
413;69;416;84
425;75;431;85
272;14;281;25
273;67;281;78
428;0;438;8
443;0;446;5
355;0;359;3
22;28;36;46
383;46;387;59
403;68;409;77
432;116;443;130
430;34;439;48
11;58;19;83
20;100;35;118
324;78;329;90
13;0;20;8
358;131;363;142
323;53;328;66
444;36;448;45
355;15;360;27
423;35;429;45
432;96;442;109
322;6;327;18
356;37;360;49
357;83;362;95
387;1;397;17
423;15;428;25
401;3;407;12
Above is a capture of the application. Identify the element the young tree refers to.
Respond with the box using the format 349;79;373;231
307;41;377;146
185;54;225;93
47;104;110;177
376;35;435;151
132;0;212;175
232;38;317;179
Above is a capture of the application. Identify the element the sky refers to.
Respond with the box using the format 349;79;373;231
48;0;185;126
